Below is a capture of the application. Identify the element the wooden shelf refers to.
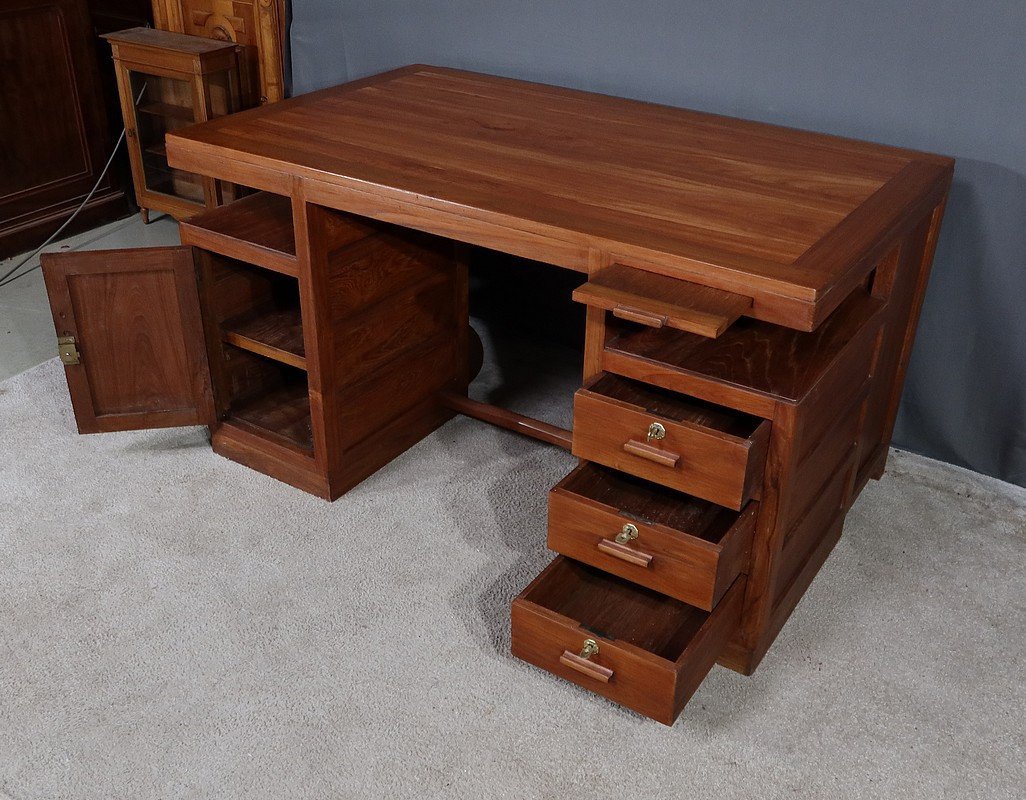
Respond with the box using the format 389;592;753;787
222;306;305;370
179;192;298;276
138;101;193;121
605;290;885;404
145;142;168;158
147;176;204;204
230;380;313;453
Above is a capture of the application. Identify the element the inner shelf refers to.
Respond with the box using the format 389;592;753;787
222;306;306;370
231;380;314;454
180;191;297;275
137;101;193;120
222;345;313;454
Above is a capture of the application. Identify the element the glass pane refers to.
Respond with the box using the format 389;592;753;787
129;71;204;203
205;70;233;118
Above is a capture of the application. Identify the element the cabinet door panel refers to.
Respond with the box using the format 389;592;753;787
0;0;126;257
41;246;215;433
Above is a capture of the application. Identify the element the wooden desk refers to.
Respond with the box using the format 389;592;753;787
41;65;952;725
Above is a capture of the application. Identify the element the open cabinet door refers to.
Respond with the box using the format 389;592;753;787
41;247;215;434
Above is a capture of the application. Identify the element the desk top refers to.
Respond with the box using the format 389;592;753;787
167;65;952;329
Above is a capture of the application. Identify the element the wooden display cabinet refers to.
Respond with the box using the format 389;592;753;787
103;27;243;222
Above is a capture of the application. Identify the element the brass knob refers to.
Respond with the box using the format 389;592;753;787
579;639;599;660
615;523;639;544
647;422;666;442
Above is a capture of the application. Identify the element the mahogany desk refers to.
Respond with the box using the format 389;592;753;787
41;65;953;725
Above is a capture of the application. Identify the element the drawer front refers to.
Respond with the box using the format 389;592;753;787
547;486;757;610
572;388;770;509
512;600;679;723
511;560;745;725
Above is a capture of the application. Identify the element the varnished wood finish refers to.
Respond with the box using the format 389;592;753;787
559;650;614;683
573;374;770;510
512;557;745;725
210;421;329;497
180;191;297;275
441;393;573;450
166;65;952;329
40;67;954;725
202;250;304;371
41;247;214;433
717;302;884;674
229;369;312;452
548;464;756;610
223;306;305;370
574;264;753;337
295;205;466;499
604;290;886;407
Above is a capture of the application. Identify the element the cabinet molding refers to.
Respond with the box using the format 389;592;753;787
151;0;285;104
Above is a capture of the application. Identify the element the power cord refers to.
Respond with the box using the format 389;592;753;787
0;83;148;290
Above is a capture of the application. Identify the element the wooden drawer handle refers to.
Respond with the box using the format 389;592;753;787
623;439;680;467
597;538;653;567
612;304;668;328
559;639;613;683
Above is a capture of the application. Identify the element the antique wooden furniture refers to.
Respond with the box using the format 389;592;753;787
151;0;286;104
40;66;953;725
103;27;244;222
0;0;130;258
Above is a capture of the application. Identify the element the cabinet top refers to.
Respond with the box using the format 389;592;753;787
103;27;239;57
167;65;952;328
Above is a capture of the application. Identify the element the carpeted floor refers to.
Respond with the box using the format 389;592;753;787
1;356;1024;800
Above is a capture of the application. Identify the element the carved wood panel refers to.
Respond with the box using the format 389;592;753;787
151;0;284;103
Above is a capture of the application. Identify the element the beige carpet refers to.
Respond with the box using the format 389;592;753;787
1;357;1024;799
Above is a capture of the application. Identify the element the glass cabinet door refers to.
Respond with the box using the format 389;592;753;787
128;71;205;203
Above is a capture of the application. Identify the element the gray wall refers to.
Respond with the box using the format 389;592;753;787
290;1;1026;487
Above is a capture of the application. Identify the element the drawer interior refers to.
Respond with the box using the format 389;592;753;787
604;289;885;403
522;557;711;661
559;463;740;543
588;373;763;440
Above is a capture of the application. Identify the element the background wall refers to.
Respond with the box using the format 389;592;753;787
290;0;1026;487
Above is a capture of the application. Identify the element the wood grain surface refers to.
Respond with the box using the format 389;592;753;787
548;463;757;609
574;264;752;337
166;65;953;329
41;246;214;433
512;557;745;725
180;191;298;275
572;375;769;509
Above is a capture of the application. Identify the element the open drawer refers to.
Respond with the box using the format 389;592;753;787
572;374;770;509
512;557;744;725
548;463;757;610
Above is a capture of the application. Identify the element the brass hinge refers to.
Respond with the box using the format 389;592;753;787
57;335;81;365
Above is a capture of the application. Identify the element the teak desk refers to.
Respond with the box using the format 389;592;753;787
41;65;952;725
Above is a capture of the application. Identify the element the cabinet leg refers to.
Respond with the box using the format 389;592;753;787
140;208;150;224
